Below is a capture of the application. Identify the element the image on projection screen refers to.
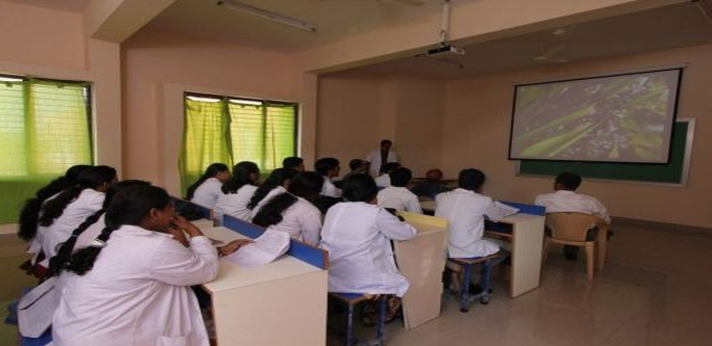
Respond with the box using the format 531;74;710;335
509;68;682;163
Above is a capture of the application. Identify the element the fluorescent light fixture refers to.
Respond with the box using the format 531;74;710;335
230;99;263;106
0;76;23;82
217;0;318;32
187;96;222;103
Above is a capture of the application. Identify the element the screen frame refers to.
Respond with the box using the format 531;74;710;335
507;67;684;164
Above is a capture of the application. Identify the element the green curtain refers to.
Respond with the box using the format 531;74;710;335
179;95;297;193
178;97;233;197
0;78;93;224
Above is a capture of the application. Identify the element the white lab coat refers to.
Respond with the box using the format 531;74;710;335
534;190;611;224
320;202;416;297
213;184;258;221
377;186;422;214
41;189;105;266
435;188;500;258
190;177;223;209
365;149;398;177
266;196;323;246
53;225;218;346
248;186;287;220
374;174;391;188
320;176;342;198
74;214;106;252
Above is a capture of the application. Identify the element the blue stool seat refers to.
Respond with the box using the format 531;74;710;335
329;292;387;346
448;253;499;313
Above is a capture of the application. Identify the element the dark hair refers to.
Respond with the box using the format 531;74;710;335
66;185;171;275
186;163;229;200
48;180;151;275
380;139;392;146
458;168;486;191
248;168;296;209
425;169;443;182
349;159;365;170
390;167;412;187
555;172;582;191
17;165;92;242
314;158;340;176
379;162;401;175
252;172;325;228
222;161;259;194
341;174;378;202
282;157;304;170
39;166;117;227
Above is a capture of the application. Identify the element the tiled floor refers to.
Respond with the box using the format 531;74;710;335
330;223;712;346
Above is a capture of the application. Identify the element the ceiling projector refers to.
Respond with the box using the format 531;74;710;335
427;45;465;56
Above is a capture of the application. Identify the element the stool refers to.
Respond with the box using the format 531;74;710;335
329;293;387;346
448;253;499;313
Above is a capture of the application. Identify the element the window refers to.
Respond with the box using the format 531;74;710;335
179;92;297;194
0;75;93;223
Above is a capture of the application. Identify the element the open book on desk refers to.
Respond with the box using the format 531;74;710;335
224;230;291;267
486;201;520;222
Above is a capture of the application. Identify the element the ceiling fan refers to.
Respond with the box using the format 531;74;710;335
311;0;425;6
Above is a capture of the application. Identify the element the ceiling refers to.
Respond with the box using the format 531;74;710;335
3;0;89;13
353;1;712;78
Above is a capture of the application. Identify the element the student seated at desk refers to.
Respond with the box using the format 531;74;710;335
282;156;305;172
214;161;260;221
320;174;416;322
374;162;401;189
377;167;422;214
434;169;507;292
51;185;247;346
187;163;230;209
252;172;324;245
534;172;611;260
247;168;296;220
411;168;451;200
341;158;369;181
315;157;342;198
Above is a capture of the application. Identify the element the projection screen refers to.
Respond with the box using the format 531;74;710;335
508;68;682;163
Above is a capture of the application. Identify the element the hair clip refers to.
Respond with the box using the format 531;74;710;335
89;239;107;248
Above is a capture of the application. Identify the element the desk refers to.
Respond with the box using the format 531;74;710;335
201;226;328;345
394;212;447;330
420;200;545;298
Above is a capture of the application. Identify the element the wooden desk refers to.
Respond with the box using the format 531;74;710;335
395;212;447;330
201;226;328;346
420;200;545;298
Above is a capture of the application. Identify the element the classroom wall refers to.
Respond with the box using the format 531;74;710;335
316;72;444;176
121;27;311;195
442;43;712;229
0;1;123;173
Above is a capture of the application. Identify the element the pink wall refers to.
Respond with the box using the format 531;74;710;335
121;27;306;191
442;44;712;228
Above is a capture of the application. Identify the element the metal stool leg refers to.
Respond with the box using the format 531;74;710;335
460;263;472;312
479;260;492;305
345;303;355;346
375;296;387;345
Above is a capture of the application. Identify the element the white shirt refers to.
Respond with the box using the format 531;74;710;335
377;186;422;214
535;190;611;224
320;176;342;198
374;174;391;188
435;188;500;258
213;184;258;221
190;177;223;209
267;196;322;246
74;214;105;252
249;186;287;220
41;189;105;266
53;225;218;346
320;202;416;297
365;149;398;177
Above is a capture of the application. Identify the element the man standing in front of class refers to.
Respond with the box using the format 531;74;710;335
366;139;398;178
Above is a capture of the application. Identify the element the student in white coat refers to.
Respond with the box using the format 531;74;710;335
187;163;230;209
315;157;342;198
377;167;422;214
252;172;324;246
213;161;260;222
52;185;249;346
38;166;117;270
435;169;506;291
365;139;399;177
17;164;91;277
247;168;296;220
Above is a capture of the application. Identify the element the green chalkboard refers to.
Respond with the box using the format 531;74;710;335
518;119;693;185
